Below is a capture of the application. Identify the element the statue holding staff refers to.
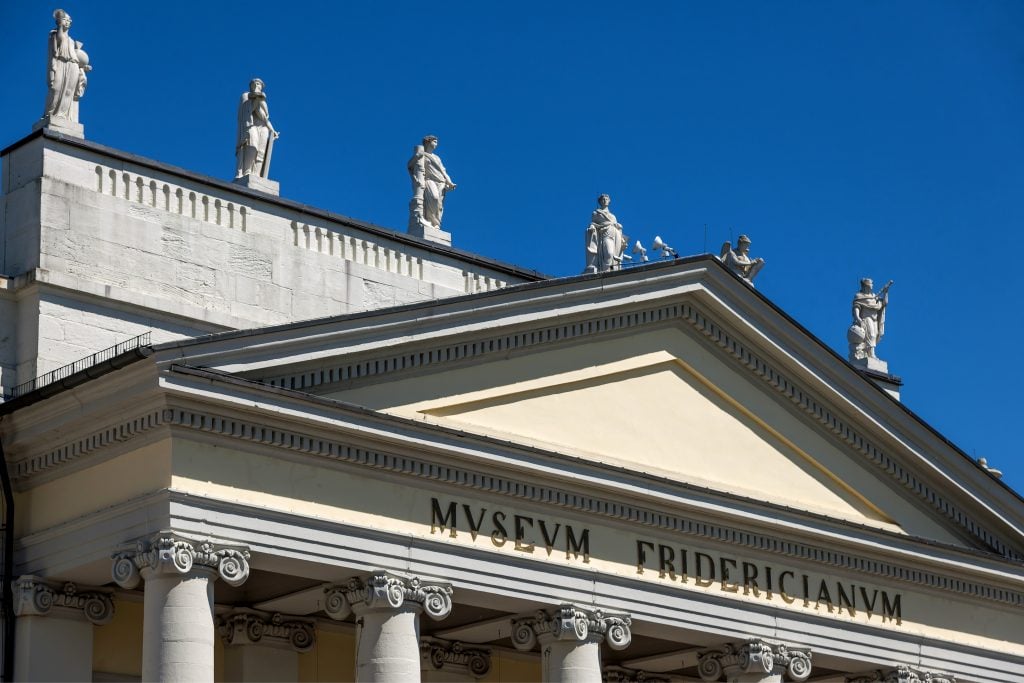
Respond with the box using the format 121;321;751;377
848;277;894;362
235;78;279;179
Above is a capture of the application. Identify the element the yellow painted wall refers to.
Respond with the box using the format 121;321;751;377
298;628;356;682
485;650;542;682
93;598;142;678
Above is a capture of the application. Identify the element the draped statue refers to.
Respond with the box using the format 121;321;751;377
408;136;457;232
584;194;627;273
235;79;279;180
41;9;90;131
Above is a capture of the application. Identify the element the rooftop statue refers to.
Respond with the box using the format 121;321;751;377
718;235;765;286
38;9;91;137
408;136;457;240
848;277;894;366
235;78;279;181
584;194;629;273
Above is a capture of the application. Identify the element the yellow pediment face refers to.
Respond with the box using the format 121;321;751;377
325;326;966;546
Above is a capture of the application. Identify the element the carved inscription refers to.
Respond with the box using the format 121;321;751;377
430;498;590;562
636;539;902;623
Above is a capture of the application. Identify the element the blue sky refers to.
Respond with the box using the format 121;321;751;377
2;1;1023;494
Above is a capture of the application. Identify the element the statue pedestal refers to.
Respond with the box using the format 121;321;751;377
33;116;84;139
851;356;902;400
234;174;279;196
408;222;452;246
851;356;888;374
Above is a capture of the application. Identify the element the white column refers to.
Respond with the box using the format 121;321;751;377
323;571;453;683
698;640;812;683
511;605;632;683
218;609;315;682
112;531;251;683
12;576;114;682
420;637;491;681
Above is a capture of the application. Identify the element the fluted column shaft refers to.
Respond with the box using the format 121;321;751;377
324;570;453;683
112;532;251;683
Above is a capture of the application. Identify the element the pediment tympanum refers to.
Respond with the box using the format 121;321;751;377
324;325;966;546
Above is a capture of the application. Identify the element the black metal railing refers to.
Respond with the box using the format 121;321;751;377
5;332;151;400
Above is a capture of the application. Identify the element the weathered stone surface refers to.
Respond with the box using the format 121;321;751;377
0;134;525;390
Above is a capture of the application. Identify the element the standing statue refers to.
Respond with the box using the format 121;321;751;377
718;235;765;286
584;194;629;273
848;277;894;362
40;9;91;134
408;136;457;234
235;79;279;180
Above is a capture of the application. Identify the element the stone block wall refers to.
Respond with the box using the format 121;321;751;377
0;133;538;394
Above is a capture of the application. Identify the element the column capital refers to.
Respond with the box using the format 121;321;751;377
217;609;315;652
12;575;114;625
510;604;632;651
603;665;671;682
323;570;453;621
111;531;251;589
846;666;956;683
420;637;491;679
698;640;812;682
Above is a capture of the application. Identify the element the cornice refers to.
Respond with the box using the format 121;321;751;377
25;376;1023;609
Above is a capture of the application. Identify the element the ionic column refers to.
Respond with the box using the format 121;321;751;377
420;637;491;681
112;531;251;683
323;570;453;682
218;609;315;682
13;576;114;682
846;666;956;683
698;640;812;683
511;605;632;683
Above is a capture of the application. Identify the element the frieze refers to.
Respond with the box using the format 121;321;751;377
12;388;1022;612
30;402;1017;611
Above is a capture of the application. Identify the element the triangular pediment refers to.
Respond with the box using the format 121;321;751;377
320;325;968;546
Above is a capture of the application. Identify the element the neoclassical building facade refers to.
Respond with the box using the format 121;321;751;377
0;129;1022;683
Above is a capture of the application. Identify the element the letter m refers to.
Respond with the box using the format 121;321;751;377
431;498;457;538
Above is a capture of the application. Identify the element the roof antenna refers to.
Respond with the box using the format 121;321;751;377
703;223;708;254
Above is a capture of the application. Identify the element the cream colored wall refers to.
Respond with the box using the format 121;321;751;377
17;440;171;535
322;325;963;545
169;439;1024;655
485;650;542;682
93;598;143;678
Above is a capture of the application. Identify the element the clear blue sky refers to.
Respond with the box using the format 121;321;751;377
2;1;1023;494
